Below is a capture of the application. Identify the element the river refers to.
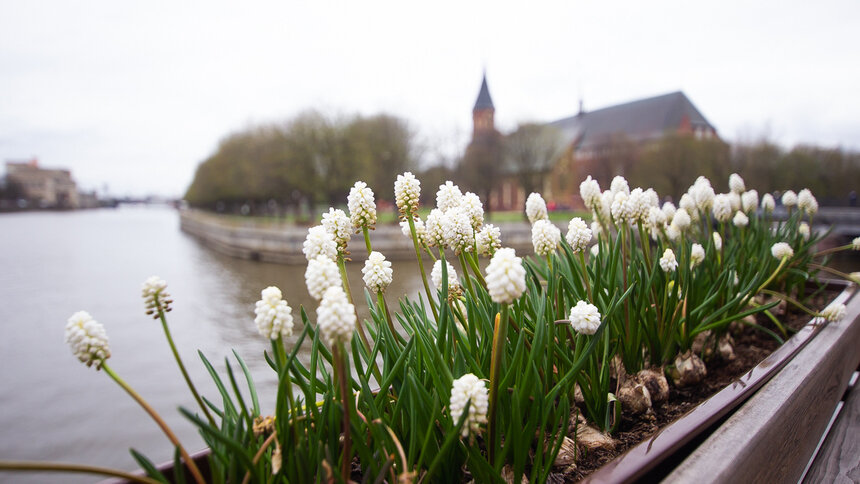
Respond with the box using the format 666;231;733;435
0;205;426;483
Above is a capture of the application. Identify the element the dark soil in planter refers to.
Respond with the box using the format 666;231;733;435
563;286;840;483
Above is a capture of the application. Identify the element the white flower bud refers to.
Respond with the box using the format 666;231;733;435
531;219;560;256
679;193;699;222
65;311;110;369
431;260;460;291
394;172;420;214
347;181;377;228
443;207;474;254
712;194;733;223
820;302;846;323
673;208;691;231
713;232;722;251
568;300;601;335
436;181;463;212
317;286;356;347
486;248;527;304
694;182;715;212
566;217;592;253
662;201;677;223
853;237;860;251
690;243;705;268
761;193;775;213
610;176;630;196
254;286;294;340
660;249;678;273
425;209;447;248
142;276;172;316
782;190;797;208
580;176;602;212
362;251;393;293
305;255;341;300
590;244;600;256
461;192;485;230
729;173;745;194
798;222;810;240
771;242;794;260
741;190;759;213
400;216;426;245
733;211;749;228
302;225;337;261
666;223;681;241
449;374;489;439
525;192;548;224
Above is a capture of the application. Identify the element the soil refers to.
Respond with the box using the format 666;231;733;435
560;286;840;483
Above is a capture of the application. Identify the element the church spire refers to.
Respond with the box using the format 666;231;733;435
472;73;495;137
473;73;495;111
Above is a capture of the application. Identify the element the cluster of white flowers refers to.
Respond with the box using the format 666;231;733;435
610;176;629;196
798;222;811;240
729;173;746;194
782;190;797;208
580;176;602;213
797;188;818;215
566;217;592;253
254;286;294;340
362;251;393;293
712;194;733;223
449;373;489;439
733;211;749;228
142;276;172;316
303;225;337;261
531;219;561;256
431;260;460;291
486;248;527;304
713;232;723;251
525;192;548;224
65;311;110;369
316;286;356;347
761;193;776;213
443;208;475;254
819;301;847;323
436;181;463;212
771;242;794;260
671;208;692;233
425;209;447;248
741;190;759;213
321;208;351;250
476;224;501;256
853;237;860;251
394;172;421;214
568;300;601;335
460;192;485;230
305;255;341;300
692;177;716;212
679;193;698;222
347;181;377;228
659;248;678;273
690;243;705;268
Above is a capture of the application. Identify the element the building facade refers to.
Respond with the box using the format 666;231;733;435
5;159;80;208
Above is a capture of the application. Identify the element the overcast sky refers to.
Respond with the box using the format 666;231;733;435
2;1;858;197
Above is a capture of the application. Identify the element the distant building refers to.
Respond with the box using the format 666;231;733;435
465;75;719;210
5;158;80;208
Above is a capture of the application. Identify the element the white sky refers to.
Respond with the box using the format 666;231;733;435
2;1;859;197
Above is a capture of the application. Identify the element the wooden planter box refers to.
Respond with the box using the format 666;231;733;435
583;280;860;483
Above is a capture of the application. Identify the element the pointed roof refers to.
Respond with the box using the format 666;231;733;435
473;74;495;111
549;91;716;150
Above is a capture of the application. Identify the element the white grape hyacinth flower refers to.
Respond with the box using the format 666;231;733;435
713;232;723;251
761;193;776;213
782;190;797;208
819;302;847;323
662;201;677;223
347;181;377;228
443;207;475;254
568;300;601;335
659;248;679;273
436;181;463;212
566;217;592;253
672;208;692;232
853;237;860;251
449;373;489;439
797;188;818;215
476;224;502;256
362;251;393;294
317;285;356;347
486;248;527;304
679;193;699;222
733;211;749;228
305;255;341;300
690;243;705;268
771;242;794;260
431;259;460;291
525;192;548;224
531;219;560;256
399;217;426;245
610;176;630;196
254;286;294;340
142;275;172;316
425;208;447;248
580;176;602;212
590;244;600;257
394;171;421;214
729;173;745;194
712;194;733;223
741;190;759;213
302;225;337;261
461;191;485;230
798;222;811;240
322;208;352;250
65;311;110;369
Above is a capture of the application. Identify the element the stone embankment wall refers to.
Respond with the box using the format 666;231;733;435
179;209;539;264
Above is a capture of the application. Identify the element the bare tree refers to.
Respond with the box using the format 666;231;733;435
505;123;564;196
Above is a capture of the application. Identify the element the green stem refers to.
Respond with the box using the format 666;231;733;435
362;225;373;255
407;215;439;320
814;244;854;258
487;306;509;465
579;252;592;301
333;344;352;481
158;313;216;427
101;362;206;484
274;337;300;444
337;255;372;353
458;252;477;300
0;461;164;484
